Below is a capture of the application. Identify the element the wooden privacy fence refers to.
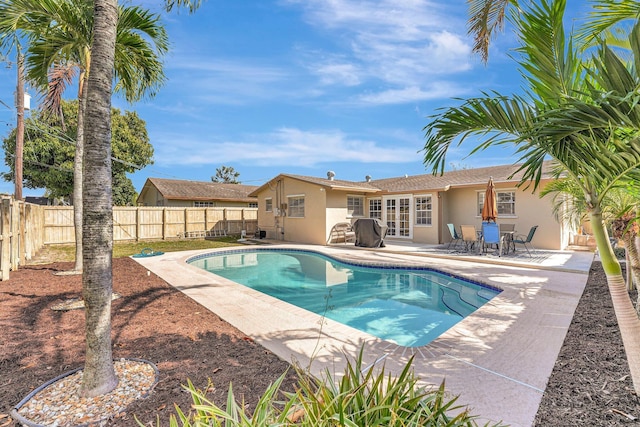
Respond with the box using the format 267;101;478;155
0;196;46;281
44;206;258;244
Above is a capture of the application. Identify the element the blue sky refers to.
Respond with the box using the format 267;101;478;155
0;0;586;196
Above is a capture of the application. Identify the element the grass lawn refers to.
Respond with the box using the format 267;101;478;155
39;237;242;263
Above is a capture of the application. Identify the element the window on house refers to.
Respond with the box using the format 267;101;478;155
415;196;432;225
369;199;382;219
248;202;258;208
194;201;215;207
347;196;364;217
477;191;516;216
265;198;273;212
288;196;305;218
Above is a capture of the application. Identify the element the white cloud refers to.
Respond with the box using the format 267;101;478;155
314;60;362;86
356;83;471;105
152;127;417;167
285;0;472;86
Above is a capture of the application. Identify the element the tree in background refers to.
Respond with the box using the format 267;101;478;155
0;0;168;273
212;165;240;183
1;100;153;206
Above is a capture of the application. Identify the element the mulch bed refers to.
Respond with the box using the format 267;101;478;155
0;258;298;426
0;257;639;426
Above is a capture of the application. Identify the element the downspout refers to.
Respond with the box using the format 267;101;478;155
438;191;443;244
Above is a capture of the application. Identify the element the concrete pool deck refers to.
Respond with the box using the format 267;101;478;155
132;243;594;427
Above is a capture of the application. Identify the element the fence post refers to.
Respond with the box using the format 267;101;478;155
162;207;167;240
10;198;19;271
1;198;10;280
19;202;26;266
136;207;141;241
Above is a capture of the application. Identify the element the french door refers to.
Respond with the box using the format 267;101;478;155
385;196;411;238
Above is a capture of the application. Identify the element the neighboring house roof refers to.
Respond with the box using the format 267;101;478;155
248;173;380;197
139;178;258;203
367;162;557;193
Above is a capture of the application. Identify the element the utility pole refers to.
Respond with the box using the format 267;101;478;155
15;49;24;201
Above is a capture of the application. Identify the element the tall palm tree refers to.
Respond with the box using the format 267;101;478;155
0;0;168;274
423;0;640;394
80;0;200;398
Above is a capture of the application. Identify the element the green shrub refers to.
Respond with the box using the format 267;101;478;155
150;349;505;427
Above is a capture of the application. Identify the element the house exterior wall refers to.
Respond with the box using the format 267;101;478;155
411;191;439;243
255;177;328;244
138;186;165;206
441;181;562;250
281;179;327;244
253;174;568;250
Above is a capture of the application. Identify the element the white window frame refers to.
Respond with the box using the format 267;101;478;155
368;198;382;220
347;195;365;217
248;202;258;208
477;190;517;217
194;201;215;208
414;195;432;226
265;198;273;212
287;195;305;218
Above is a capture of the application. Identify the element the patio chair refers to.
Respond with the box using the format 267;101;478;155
513;225;538;257
481;222;504;257
460;225;479;253
446;223;463;249
327;222;355;244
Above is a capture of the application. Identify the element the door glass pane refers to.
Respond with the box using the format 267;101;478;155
386;199;396;236
399;198;410;236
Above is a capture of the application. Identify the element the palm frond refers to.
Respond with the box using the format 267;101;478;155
113;4;168;102
422;93;534;174
466;0;512;63
42;64;76;125
164;0;203;13
577;0;640;46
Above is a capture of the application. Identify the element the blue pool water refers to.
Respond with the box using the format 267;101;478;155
188;249;500;347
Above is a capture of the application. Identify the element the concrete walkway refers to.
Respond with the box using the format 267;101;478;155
132;243;594;427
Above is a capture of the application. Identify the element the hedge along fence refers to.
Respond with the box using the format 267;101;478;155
44;206;258;244
0;196;46;281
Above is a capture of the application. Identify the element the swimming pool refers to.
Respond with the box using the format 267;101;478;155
188;249;501;347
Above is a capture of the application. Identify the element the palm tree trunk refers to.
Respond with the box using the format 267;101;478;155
624;235;640;291
80;0;118;398
591;211;640;395
73;70;88;273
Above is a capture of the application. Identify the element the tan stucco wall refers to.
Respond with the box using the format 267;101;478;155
326;190;369;237
138;187;164;206
254;178;372;245
440;181;562;250
282;179;327;244
254;177;328;244
253;176;567;250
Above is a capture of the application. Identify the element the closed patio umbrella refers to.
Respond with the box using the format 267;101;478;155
482;177;498;222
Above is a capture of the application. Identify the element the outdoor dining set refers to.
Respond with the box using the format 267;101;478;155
446;222;538;257
445;176;538;257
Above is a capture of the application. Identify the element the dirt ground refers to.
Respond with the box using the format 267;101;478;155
0;256;639;426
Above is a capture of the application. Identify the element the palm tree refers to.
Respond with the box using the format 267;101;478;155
79;0;200;398
0;0;168;274
542;181;640;293
423;0;640;394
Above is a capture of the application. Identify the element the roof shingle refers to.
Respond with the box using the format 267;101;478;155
147;178;258;202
